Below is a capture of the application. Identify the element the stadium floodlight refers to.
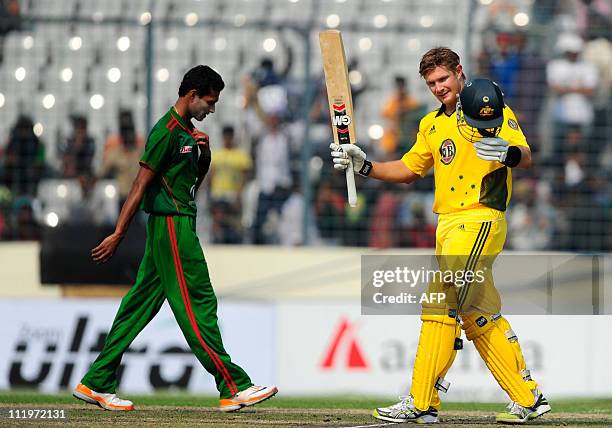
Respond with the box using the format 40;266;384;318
104;184;117;199
156;68;169;82
368;124;384;140
185;13;198;26
60;67;73;82
46;212;59;228
33;122;43;136
234;14;246;27
214;37;227;51
349;70;362;86
107;67;121;83
90;94;104;110
420;15;434;28
15;67;26;81
42;94;55;109
263;38;276;52
166;37;178;51
359;37;372;52
0;93;5;108
514;12;530;27
140;12;152;25
22;35;34;50
57;184;68;198
326;14;340;28
373;14;388;28
69;36;82;51
117;36;130;52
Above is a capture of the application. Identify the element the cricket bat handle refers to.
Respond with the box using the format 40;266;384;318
345;158;357;207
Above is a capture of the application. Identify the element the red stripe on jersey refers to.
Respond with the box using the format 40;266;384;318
166;217;238;396
161;176;181;214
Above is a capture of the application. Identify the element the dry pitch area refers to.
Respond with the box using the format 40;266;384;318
1;393;611;427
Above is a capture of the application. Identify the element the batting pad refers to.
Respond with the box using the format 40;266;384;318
411;314;459;411
467;315;538;407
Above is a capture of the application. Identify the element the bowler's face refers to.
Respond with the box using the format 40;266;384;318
190;90;220;121
424;66;464;110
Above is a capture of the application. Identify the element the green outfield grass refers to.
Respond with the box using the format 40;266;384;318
0;392;611;427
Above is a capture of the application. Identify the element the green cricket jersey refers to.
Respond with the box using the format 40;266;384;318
140;107;199;217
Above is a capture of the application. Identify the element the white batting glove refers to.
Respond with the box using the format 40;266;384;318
474;137;509;163
330;143;367;173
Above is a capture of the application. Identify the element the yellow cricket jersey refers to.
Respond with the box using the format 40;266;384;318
401;104;529;214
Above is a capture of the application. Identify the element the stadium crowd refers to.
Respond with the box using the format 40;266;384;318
0;0;610;251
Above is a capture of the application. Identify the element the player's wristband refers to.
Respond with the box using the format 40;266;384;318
501;146;521;168
358;160;373;176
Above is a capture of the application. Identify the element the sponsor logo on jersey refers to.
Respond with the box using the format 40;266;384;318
479;105;495;117
439;139;456;165
428;125;436;135
476;316;488;327
508;118;518;130
180;146;193;154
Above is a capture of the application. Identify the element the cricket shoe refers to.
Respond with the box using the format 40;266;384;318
372;396;439;423
496;391;551;424
73;383;134;411
219;385;278;412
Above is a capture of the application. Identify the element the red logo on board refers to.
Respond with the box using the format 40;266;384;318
320;317;369;370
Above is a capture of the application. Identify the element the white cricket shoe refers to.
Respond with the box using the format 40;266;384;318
73;383;134;411
219;385;278;412
372;395;439;423
496;391;551;424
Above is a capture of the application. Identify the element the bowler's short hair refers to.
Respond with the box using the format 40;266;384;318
179;65;225;97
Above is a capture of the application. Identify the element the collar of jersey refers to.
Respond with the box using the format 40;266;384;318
435;103;456;118
169;107;195;134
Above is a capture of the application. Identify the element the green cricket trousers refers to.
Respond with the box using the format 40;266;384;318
81;214;252;398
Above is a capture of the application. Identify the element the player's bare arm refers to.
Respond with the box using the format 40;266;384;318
91;166;156;263
516;146;532;169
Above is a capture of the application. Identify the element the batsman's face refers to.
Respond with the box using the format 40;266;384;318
189;90;220;121
424;65;464;109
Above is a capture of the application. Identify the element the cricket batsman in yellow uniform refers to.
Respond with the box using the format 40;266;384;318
330;47;551;424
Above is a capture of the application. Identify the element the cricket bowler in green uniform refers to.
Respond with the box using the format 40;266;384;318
73;65;277;412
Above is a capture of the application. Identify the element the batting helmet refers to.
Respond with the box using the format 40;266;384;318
457;78;505;143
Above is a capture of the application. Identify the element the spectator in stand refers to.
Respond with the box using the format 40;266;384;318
400;201;436;249
0;0;20;64
99;109;144;206
208;125;252;244
6;197;40;241
368;182;400;248
251;114;291;244
506;179;555;250
315;177;345;245
546;33;598;151
3;115;45;197
487;31;521;102
380;76;423;156
513;31;547;144
60;115;95;180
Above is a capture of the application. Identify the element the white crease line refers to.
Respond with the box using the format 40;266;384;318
341;424;397;428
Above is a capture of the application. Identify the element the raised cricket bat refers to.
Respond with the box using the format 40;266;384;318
319;30;358;207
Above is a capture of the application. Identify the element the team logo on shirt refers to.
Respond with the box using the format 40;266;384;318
508;118;518;130
439;139;456;165
180;145;193;154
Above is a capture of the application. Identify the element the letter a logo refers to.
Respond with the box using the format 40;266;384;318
320;317;368;370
